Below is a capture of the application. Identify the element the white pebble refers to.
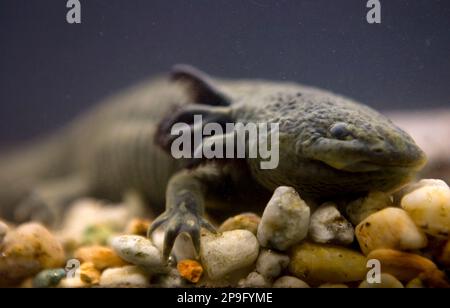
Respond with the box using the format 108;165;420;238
257;186;310;251
110;235;166;273
309;202;354;245
401;179;450;238
238;272;271;288
272;276;310;288
99;266;150;287
255;249;289;279
200;230;259;280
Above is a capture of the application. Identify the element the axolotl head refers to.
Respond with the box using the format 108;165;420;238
234;84;427;197
162;65;427;198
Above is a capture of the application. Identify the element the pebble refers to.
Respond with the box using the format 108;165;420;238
358;273;404;288
32;268;66;288
125;218;152;236
219;213;261;235
257;186;310;251
367;249;438;281
272;276;310;288
401;179;450;238
0;223;65;286
200;230;259;280
255;249;289;279
79;262;101;285
406;277;425;288
81;224;115;246
110;235;167;274
58;276;88;288
238;272;271;288
439;239;450;267
153;268;187;288
177;259;203;283
345;191;393;225
99;265;150;287
58;198;137;247
355;207;427;255
309;202;354;245
289;242;367;284
0;220;8;244
74;245;127;271
318;283;348;288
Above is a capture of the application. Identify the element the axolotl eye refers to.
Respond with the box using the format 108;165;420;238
329;122;352;140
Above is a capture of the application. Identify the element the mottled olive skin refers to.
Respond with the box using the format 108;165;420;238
223;80;427;197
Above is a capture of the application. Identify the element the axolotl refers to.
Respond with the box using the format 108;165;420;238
0;65;426;259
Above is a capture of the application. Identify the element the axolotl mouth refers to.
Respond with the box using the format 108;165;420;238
307;137;428;174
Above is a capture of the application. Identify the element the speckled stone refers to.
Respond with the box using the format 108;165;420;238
200;230;259;280
110;235;167;274
309;202;354;245
257;186;310;251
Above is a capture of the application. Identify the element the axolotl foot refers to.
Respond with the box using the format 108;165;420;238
147;206;216;261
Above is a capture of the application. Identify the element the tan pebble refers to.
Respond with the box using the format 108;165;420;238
418;268;450;288
318;283;348;288
79;262;101;285
345;191;393;225
74;245;128;270
125;218;151;236
177;259;203;283
288;242;367;284
401;179;450;238
406;277;425;288
355;207;427;255
0;223;65;286
439;239;450;267
359;273;404;288
367;249;437;281
219;213;261;235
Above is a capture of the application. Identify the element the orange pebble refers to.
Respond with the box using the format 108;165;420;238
177;259;203;283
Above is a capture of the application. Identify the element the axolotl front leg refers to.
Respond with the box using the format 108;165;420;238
148;166;220;260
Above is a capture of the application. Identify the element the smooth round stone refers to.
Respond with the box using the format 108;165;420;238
309;202;354;245
289;242;367;284
255;249;289;279
238;272;271;288
318;283;348;288
74;245;127;271
367;249;438;281
99;265;150;287
153;268;187;288
219;213;261;235
200;230;259;280
401;179;450;238
345;191;393;225
257;186;310;251
359;273;404;288
355;207;427;255
0;223;65;286
32;268;66;288
110;235;167;274
272;276;310;288
406;277;425;288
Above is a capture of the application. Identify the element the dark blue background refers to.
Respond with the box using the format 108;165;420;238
0;0;449;147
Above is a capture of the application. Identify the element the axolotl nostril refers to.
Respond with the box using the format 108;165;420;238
0;65;426;259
